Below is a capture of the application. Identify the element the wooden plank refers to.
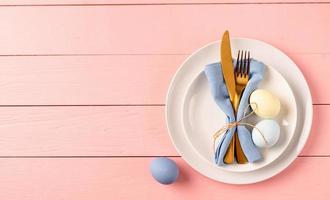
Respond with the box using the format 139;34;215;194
0;54;328;105
0;55;178;105
0;106;176;156
0;4;329;55
0;157;328;199
288;53;330;104
0;0;328;5
301;105;327;156
0;105;325;156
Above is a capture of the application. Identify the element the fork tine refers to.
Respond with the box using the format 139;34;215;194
239;51;244;76
235;50;240;74
243;51;247;77
246;51;250;76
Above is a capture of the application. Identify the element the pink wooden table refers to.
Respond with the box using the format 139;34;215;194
0;0;329;199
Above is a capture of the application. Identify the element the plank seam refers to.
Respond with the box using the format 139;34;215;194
0;104;165;107
0;156;181;158
0;155;326;158
0;54;190;57
0;2;330;7
0;104;327;107
0;53;329;57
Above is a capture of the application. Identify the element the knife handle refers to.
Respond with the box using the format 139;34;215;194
224;137;235;164
224;93;237;164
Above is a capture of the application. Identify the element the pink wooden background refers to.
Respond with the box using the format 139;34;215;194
0;0;329;199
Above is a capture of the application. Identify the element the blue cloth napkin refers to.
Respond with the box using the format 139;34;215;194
204;59;265;165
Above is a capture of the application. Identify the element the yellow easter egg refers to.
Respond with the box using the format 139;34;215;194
249;89;280;118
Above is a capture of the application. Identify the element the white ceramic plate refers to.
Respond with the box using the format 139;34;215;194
182;65;297;172
166;38;313;184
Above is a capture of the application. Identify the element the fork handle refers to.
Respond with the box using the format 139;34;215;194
235;132;248;163
224;93;248;164
233;92;248;164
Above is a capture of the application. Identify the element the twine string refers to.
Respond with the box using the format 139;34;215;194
212;103;269;153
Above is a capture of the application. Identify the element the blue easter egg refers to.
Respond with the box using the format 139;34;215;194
150;157;179;184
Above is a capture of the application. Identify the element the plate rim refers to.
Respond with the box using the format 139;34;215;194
165;37;313;184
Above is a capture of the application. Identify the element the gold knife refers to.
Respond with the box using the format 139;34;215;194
220;31;236;104
220;31;247;164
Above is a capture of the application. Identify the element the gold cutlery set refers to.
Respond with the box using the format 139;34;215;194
220;31;251;164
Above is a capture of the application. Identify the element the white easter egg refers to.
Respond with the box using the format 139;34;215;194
249;89;281;118
252;119;280;148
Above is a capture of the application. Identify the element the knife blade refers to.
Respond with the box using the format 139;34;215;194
221;31;236;164
221;31;236;104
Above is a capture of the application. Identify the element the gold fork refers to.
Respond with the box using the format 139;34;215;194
224;50;250;164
